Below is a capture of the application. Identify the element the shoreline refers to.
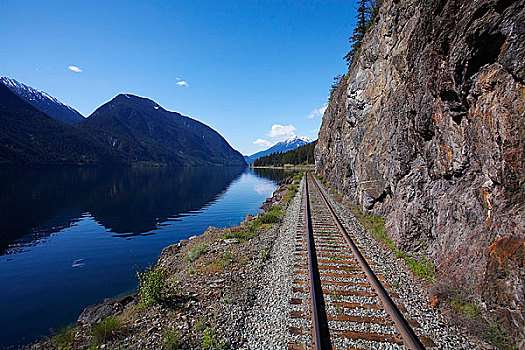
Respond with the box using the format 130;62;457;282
30;173;303;349
249;164;314;170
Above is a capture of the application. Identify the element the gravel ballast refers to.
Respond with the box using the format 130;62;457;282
240;176;304;349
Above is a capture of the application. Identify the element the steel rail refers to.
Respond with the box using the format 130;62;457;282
309;173;426;350
304;175;323;349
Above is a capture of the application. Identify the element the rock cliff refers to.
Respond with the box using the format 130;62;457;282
316;0;524;343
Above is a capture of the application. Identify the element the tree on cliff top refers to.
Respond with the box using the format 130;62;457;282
344;0;368;65
344;0;383;65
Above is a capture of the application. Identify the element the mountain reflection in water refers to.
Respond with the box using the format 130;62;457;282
0;167;250;254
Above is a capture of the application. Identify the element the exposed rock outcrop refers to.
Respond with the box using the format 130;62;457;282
316;0;524;343
78;294;138;325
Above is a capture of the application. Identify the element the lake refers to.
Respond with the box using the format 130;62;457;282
0;166;287;348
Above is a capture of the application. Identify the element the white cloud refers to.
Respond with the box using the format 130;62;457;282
253;138;272;148
267;124;296;140
252;124;297;151
308;103;328;119
68;65;83;73
176;81;189;87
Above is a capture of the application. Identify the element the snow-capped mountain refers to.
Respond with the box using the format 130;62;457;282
245;135;313;164
0;77;84;125
283;136;312;146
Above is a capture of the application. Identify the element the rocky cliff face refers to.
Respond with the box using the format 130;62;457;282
316;0;524;343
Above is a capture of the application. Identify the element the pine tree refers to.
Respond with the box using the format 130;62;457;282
344;0;368;65
344;0;383;66
366;0;383;29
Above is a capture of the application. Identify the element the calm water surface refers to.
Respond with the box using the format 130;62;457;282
0;166;287;348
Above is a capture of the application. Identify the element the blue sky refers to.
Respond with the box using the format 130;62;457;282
0;0;356;155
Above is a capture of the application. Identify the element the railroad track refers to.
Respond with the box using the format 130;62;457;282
288;173;435;350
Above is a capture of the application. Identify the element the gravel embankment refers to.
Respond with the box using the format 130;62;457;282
240;177;304;349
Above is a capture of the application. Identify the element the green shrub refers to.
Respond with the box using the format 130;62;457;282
395;250;406;259
259;249;270;261
201;327;224;349
258;212;280;224
194;318;205;332
52;326;74;349
351;204;435;281
163;329;182;349
184;243;208;263
447;293;517;349
254;206;283;225
395;250;435;281
292;172;304;182
91;316;122;344
486;323;518;350
363;214;394;249
283;184;298;203
450;294;482;319
137;265;173;306
351;205;394;250
270;205;283;215
223;229;256;241
405;255;435;281
202;327;216;349
226;206;283;241
201;253;233;274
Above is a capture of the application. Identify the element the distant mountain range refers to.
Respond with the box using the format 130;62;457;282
1;77;85;125
253;140;316;166
0;77;246;167
0;83;120;166
244;136;313;164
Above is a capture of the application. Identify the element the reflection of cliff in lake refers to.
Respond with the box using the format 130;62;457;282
0;167;245;254
0;168;85;254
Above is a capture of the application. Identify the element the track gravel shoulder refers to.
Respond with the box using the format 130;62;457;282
240;176;305;349
242;175;479;349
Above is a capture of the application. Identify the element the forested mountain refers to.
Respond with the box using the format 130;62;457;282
79;94;246;167
0;77;85;125
253;141;316;166
0;84;122;166
244;136;312;164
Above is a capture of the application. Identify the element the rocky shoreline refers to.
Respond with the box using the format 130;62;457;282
29;174;300;349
